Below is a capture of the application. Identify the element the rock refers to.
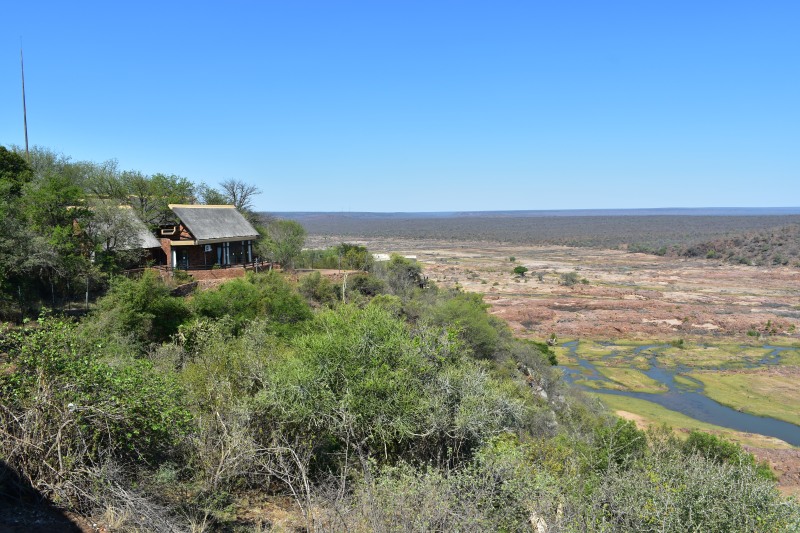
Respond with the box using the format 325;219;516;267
529;511;548;533
170;281;198;297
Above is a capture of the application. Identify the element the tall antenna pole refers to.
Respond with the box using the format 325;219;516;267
20;46;30;161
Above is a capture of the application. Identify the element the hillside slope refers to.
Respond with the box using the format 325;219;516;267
677;223;800;267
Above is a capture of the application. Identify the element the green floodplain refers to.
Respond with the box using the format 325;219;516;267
557;338;800;447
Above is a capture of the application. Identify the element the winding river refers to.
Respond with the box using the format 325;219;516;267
560;342;800;446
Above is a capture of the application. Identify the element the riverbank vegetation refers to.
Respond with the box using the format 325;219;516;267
592;395;793;450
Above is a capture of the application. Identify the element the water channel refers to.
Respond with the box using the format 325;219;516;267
560;341;800;446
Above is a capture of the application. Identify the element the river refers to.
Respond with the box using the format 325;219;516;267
560;341;800;446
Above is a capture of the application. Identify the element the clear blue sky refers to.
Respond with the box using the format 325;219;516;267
2;1;798;212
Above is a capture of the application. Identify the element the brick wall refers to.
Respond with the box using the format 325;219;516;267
159;238;173;267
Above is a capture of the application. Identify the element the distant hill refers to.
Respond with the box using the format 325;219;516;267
675;223;800;267
267;210;800;253
273;207;800;220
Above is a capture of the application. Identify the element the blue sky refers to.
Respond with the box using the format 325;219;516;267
2;1;798;212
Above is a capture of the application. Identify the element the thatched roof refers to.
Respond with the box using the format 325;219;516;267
170;205;259;243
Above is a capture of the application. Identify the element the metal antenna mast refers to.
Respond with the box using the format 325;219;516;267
20;45;30;161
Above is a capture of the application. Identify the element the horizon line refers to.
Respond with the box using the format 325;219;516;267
267;206;800;216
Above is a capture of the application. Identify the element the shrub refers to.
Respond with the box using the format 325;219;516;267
513;265;528;276
337;243;374;271
298;271;338;305
0;317;191;506
682;430;775;480
192;272;312;336
560;271;581;287
253;306;433;462
91;270;191;345
327;437;559;532
249;272;313;334
252;305;525;478
591;418;647;472
577;435;793;531
191;277;263;331
375;254;424;295
347;272;386;297
427;291;505;359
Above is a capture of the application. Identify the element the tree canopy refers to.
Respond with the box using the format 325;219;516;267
258;218;306;269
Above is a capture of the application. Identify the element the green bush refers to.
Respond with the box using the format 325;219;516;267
191;272;312;336
368;293;403;316
0;317;191;505
375;254;424;295
337;243;374;271
252;305;524;476
682;430;775;480
427;291;505;359
591;418;647;472
191;277;264;331
298;271;338;304
578;434;794;531
254;306;432;460
249;272;312;333
92;270;190;345
329;436;559;532
301;243;374;270
347;272;386;297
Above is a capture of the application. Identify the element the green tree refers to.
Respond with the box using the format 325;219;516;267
19;170;94;305
513;265;528;277
0;145;32;198
336;243;374;270
258;219;306;270
81;158;126;200
196;182;228;205
121;171;195;226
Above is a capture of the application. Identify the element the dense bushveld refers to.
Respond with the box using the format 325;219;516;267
2;255;798;531
289;212;800;263
3;146;799;530
673;223;800;266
